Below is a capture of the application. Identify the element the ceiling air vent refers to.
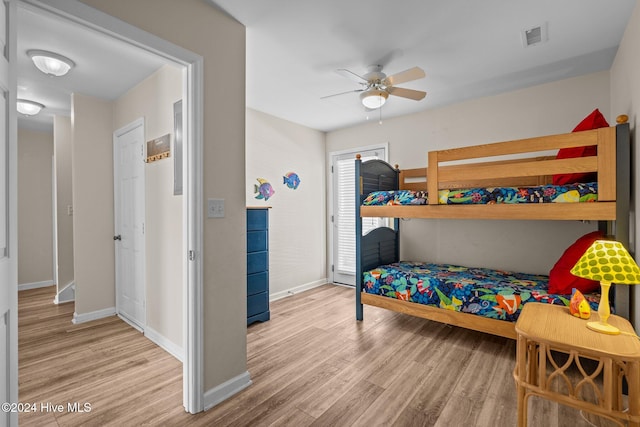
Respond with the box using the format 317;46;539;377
522;22;548;47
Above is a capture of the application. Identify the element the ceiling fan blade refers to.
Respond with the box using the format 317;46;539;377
335;68;368;83
388;86;427;101
320;89;364;99
384;66;426;86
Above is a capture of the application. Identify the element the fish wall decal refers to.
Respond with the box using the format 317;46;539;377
283;172;301;190
254;178;275;201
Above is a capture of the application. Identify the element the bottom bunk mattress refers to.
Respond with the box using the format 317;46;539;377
362;261;600;322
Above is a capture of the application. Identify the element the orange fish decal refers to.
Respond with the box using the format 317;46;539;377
496;294;521;315
570;289;591;319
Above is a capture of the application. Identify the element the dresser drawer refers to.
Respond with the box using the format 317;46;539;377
246;208;269;325
247;292;268;318
247;230;267;253
247;209;268;231
247;251;268;275
247;271;268;296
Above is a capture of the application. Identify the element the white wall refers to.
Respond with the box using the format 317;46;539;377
17;128;54;286
327;71;612;275
246;109;327;298
113;64;183;352
71;93;116;315
610;1;640;329
54;116;74;292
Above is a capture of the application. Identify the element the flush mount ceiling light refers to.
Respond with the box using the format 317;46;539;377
360;89;388;109
27;49;75;77
17;99;45;116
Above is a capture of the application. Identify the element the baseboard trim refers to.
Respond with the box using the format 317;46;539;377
144;326;183;362
18;280;54;291
270;279;327;302
203;371;252;411
72;307;116;324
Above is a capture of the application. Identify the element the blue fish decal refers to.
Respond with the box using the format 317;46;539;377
254;178;275;201
283;172;301;190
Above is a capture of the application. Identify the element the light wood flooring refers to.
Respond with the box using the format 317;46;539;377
18;284;612;426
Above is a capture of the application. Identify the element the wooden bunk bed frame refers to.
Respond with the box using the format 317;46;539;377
355;117;631;340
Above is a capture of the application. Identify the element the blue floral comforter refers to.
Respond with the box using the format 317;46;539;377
362;182;598;206
362;262;599;322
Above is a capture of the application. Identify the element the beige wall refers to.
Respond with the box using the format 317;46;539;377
246;109;326;297
71;93;115;315
80;0;247;392
327;71;611;275
54;116;74;291
17;128;54;285
113;64;183;350
610;1;640;329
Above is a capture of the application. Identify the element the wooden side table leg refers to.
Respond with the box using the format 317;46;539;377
628;361;640;427
516;336;529;427
517;386;528;427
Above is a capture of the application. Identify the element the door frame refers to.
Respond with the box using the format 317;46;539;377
113;118;146;331
327;143;388;285
18;0;205;413
4;1;18;425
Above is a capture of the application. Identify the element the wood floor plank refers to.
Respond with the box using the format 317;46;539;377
19;283;601;426
395;331;485;425
293;311;430;418
224;357;349;427
308;379;384;427
433;335;512;426
352;360;435;426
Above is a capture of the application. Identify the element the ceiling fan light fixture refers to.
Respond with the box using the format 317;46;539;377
27;49;75;77
17;99;45;116
360;89;388;109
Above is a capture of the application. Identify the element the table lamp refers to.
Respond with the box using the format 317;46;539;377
570;240;640;335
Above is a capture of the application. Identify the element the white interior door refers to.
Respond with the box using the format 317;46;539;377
331;146;386;285
1;1;17;425
114;119;146;330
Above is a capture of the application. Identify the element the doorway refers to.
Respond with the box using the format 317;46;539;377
1;2;17;424
330;144;387;286
16;0;204;414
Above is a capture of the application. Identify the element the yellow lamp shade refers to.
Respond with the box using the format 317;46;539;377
570;240;640;335
570;240;640;284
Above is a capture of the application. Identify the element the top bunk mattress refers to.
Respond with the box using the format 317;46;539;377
363;261;599;322
362;182;598;206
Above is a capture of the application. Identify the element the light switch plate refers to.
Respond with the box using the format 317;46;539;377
207;198;224;218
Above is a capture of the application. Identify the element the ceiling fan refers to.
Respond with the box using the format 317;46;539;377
322;65;427;109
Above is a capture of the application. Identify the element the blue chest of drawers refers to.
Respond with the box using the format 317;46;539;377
247;208;270;324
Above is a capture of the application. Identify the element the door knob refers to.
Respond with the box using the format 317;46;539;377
113;235;122;241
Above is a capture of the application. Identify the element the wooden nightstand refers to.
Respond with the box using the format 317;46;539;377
513;303;640;427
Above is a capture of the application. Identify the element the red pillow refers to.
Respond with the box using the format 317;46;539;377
552;109;609;185
548;230;604;295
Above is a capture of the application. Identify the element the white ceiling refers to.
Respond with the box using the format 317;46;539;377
16;1;637;134
210;0;636;132
17;5;168;132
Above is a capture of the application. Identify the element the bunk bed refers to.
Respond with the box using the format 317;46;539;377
355;116;631;339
